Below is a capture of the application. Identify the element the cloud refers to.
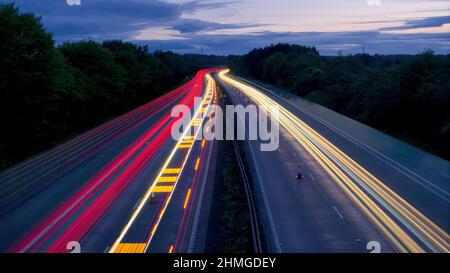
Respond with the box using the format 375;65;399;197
134;30;449;55
9;0;243;41
134;14;450;55
13;0;182;20
180;0;241;14
4;0;449;55
171;18;261;34
381;15;450;31
8;0;183;40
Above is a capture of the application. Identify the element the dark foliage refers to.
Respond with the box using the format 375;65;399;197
0;4;204;170
230;44;450;160
1;3;448;169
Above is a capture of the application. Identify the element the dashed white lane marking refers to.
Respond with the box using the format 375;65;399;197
308;173;316;182
333;206;344;219
292;151;297;157
103;246;109;253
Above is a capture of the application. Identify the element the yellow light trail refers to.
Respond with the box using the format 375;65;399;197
113;243;146;253
219;69;449;253
109;74;216;253
152;186;174;193
194;157;200;171
157;176;178;182
183;188;192;209
151;224;157;236
162;168;181;174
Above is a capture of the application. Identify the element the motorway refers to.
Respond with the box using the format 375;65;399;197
0;69;218;253
0;67;448;253
217;70;449;253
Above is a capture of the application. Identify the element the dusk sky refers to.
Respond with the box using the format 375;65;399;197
7;0;450;55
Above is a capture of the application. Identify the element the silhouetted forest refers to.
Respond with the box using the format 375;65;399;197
230;44;450;160
0;4;223;170
1;4;449;170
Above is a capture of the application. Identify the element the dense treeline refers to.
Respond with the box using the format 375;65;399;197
230;44;450;160
0;4;221;170
1;3;449;170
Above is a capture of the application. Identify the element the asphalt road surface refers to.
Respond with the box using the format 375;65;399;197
0;68;447;253
0;69;218;253
217;70;449;253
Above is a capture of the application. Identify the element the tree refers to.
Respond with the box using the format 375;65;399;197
59;41;126;121
0;4;207;171
0;4;80;168
234;43;450;160
103;40;172;105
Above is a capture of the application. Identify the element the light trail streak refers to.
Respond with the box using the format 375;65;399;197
109;74;215;253
14;114;174;253
175;134;208;251
194;157;201;171
219;70;450;253
183;188;192;209
12;71;208;253
173;92;218;252
0;85;192;207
